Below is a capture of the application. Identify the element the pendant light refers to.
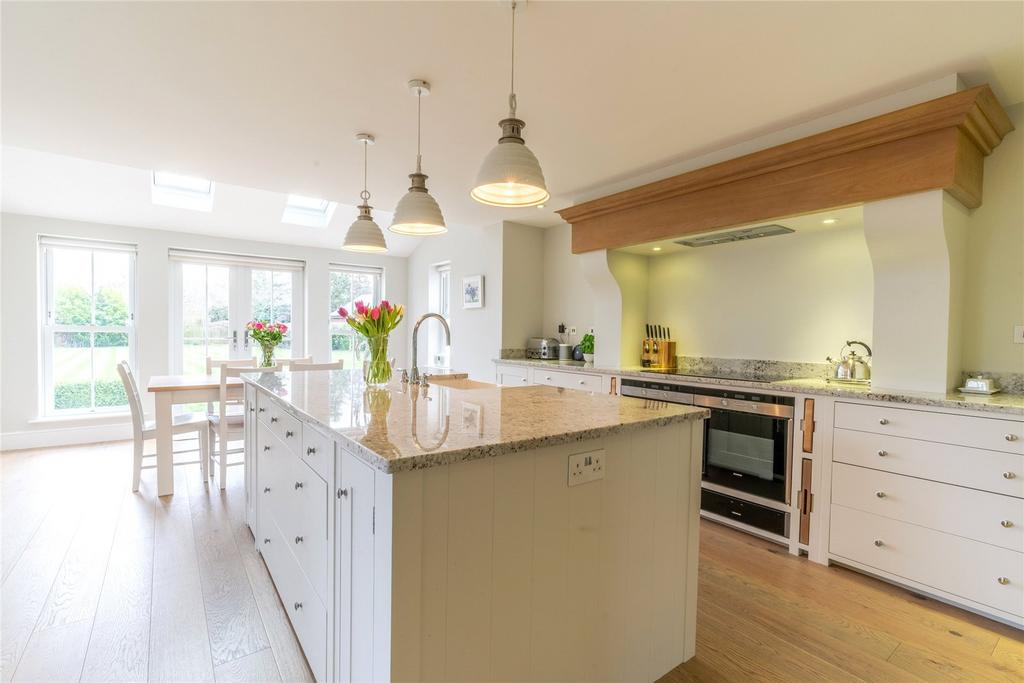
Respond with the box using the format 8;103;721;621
342;133;388;253
471;1;549;208
389;79;447;236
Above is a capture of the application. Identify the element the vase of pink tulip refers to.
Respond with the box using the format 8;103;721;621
246;320;289;367
338;300;404;386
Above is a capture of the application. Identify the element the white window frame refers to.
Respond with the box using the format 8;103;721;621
328;263;384;362
428;262;452;367
39;236;138;417
168;249;305;372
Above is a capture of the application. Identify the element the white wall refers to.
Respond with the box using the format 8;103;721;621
542;224;595;341
500;223;546;349
646;224;873;363
406;223;503;382
0;212;408;445
607;251;650;365
963;103;1024;374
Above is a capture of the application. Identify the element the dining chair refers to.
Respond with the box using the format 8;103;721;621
117;361;210;492
275;355;313;369
207;358;259;489
286;360;345;371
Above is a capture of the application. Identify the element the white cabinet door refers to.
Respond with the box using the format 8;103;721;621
244;385;257;531
336;449;376;683
495;363;531;386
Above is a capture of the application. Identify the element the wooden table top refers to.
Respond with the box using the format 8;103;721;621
147;374;245;392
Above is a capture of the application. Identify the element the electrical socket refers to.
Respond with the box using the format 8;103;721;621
570;326;577;336
1014;325;1024;344
568;450;605;487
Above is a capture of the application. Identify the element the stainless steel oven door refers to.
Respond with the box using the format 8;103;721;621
696;396;793;504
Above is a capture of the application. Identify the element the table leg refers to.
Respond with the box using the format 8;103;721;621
155;392;174;497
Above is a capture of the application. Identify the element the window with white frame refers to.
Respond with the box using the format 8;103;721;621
39;236;137;415
428;262;452;367
329;264;383;368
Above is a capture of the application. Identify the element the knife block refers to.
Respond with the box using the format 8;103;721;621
641;339;677;369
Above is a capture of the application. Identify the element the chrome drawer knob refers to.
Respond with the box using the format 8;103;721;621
263;487;271;493
997;577;1010;585
295;536;304;544
1001;520;1014;528
873;539;884;547
263;445;271;451
306;446;316;455
521;378;527;383
337;488;348;498
877;450;888;457
545;376;552;381
263;538;270;544
258;407;265;413
285;430;294;438
270;416;278;423
875;491;886;498
578;380;585;385
878;418;889;425
294;481;304;489
1006;434;1019;442
1003;472;1017;480
293;602;303;610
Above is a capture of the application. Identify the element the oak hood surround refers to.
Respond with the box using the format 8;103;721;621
244;369;707;473
557;85;1013;254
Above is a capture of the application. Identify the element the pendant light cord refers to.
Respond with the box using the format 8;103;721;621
415;88;423;174
508;0;517;117
360;139;370;203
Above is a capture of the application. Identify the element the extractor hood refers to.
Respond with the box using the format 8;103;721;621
674;223;794;248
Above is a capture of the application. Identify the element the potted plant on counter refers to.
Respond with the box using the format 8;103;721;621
580;332;595;363
338;300;404;386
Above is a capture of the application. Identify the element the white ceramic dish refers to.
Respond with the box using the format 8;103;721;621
957;386;1002;395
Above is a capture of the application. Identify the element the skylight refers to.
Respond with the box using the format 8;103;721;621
282;194;338;228
151;171;215;211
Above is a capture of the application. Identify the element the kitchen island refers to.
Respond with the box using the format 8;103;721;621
243;369;709;683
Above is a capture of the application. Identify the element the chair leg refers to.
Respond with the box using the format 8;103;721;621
218;426;228;490
208;426;216;480
199;427;210;482
132;437;144;492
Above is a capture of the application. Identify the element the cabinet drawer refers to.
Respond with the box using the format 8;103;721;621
260;517;327;682
832;462;1024;552
834;402;1023;454
531;368;601;392
830;504;1023;618
276;459;329;601
833;428;1024;498
496;364;530;386
258;395;303;455
301;423;334;484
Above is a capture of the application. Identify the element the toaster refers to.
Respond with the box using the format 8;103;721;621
527;337;561;360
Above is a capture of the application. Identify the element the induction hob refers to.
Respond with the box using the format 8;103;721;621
638;368;791;384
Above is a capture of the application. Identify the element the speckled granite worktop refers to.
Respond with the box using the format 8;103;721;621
244;369;708;474
493;359;1024;417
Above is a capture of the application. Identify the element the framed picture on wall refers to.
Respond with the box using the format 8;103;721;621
462;275;484;309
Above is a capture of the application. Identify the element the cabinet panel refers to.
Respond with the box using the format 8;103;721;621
336;449;376;683
830;504;1023;618
531;368;601;392
495;364;530;386
302;423;334;483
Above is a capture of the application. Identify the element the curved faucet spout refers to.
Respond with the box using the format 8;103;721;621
410;313;451;385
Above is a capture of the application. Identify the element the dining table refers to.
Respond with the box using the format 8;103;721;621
147;373;243;496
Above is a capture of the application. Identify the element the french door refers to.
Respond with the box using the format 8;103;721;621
170;250;304;374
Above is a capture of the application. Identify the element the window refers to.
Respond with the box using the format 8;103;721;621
40;237;136;415
151;171;216;212
282;194;337;228
329;264;383;368
428;262;452;367
169;249;304;374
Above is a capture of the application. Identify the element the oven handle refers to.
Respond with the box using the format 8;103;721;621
693;394;794;418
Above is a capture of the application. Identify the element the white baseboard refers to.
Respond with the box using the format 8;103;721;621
1;422;133;451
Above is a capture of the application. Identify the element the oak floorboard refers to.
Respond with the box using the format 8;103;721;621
10;620;92;683
80;617;150;683
213;648;283;683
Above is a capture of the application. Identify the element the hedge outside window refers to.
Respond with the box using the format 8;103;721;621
41;239;136;415
329;265;383;369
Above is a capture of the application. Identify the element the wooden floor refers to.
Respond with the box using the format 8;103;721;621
2;442;1021;683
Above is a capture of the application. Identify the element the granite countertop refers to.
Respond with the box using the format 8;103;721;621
244;369;708;474
493;359;1024;417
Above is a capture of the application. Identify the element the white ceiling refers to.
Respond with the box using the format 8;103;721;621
2;1;1021;252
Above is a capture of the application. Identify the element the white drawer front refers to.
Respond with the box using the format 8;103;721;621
495;364;530;386
260;517;327;682
830;504;1024;618
301;423;334;484
277;460;329;601
832;462;1024;552
531;368;601;392
835;402;1023;454
833;428;1024;498
258;396;303;455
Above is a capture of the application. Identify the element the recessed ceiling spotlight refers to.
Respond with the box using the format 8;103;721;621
652;246;662;252
536;204;545;209
822;218;838;225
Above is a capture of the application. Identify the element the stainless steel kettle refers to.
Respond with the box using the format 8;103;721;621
827;340;872;384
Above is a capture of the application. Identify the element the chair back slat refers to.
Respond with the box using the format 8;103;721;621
207;357;257;412
276;356;313;369
286;361;344;372
117;361;146;442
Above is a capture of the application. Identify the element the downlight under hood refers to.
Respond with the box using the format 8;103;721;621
675;223;794;248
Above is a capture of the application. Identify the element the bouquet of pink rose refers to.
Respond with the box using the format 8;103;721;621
337;300;404;384
247;320;288;367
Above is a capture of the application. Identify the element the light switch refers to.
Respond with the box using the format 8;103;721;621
1014;325;1024;344
568;449;605;487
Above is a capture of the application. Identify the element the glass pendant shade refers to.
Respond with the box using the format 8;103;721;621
342;204;388;253
472;117;549;207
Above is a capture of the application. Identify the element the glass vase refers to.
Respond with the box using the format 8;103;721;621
259;342;277;368
363;334;392;386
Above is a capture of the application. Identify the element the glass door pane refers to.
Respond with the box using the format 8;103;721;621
180;263;232;374
249;269;295;360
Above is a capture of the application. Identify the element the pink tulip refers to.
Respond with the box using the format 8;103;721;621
338;307;348;318
255;322;265;330
279;323;288;333
370;306;380;321
355;300;367;315
380;299;391;311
